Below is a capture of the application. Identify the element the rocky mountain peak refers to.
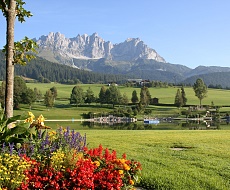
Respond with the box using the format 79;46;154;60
35;32;166;65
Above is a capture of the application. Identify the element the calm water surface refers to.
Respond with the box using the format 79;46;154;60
46;119;230;130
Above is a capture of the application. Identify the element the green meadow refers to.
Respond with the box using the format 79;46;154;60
26;83;230;106
82;130;230;190
22;83;230;121
14;83;230;189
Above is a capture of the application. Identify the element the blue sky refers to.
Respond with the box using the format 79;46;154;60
1;0;230;68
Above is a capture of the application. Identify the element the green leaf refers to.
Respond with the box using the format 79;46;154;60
27;126;36;135
41;130;47;139
6;115;21;125
10;125;28;135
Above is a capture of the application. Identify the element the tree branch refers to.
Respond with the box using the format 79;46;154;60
0;0;8;14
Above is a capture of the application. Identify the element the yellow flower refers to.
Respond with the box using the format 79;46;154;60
93;161;100;167
48;131;57;140
28;111;35;118
37;114;45;124
118;170;124;175
25;111;35;124
123;163;130;170
118;158;126;164
50;150;66;170
129;179;135;185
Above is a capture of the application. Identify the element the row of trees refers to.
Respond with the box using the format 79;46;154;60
0;76;208;111
69;85;152;108
70;85;129;108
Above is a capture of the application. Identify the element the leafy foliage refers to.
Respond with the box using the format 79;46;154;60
0;108;33;146
85;87;95;104
70;86;85;106
193;78;208;106
0;0;32;22
44;89;54;108
0;76;37;109
140;86;151;106
12;37;38;65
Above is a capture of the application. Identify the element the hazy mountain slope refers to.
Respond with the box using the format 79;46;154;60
185;66;230;77
182;72;230;88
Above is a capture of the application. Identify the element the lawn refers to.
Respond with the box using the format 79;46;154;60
79;130;230;190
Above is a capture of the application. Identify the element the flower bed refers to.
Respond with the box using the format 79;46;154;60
0;112;142;189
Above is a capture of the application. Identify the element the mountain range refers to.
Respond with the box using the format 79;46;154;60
35;32;166;64
33;32;230;87
1;32;229;87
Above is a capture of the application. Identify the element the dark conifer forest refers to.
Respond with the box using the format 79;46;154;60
0;51;127;84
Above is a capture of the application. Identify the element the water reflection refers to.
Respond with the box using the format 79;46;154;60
81;119;229;130
180;120;220;130
46;117;230;130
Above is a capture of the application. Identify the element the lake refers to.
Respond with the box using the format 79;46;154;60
45;118;230;130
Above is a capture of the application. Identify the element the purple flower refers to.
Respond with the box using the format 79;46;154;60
8;142;14;155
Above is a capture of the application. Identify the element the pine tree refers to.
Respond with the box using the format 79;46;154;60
181;86;187;106
98;86;107;105
121;93;129;105
140;86;151;106
131;90;139;104
174;89;183;108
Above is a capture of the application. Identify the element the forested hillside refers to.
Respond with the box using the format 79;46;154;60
182;72;230;89
0;51;127;84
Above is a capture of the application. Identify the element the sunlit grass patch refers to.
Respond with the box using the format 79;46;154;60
82;130;230;189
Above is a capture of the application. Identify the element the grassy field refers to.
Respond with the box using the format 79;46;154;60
26;83;230;106
14;83;230;189
79;130;230;190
